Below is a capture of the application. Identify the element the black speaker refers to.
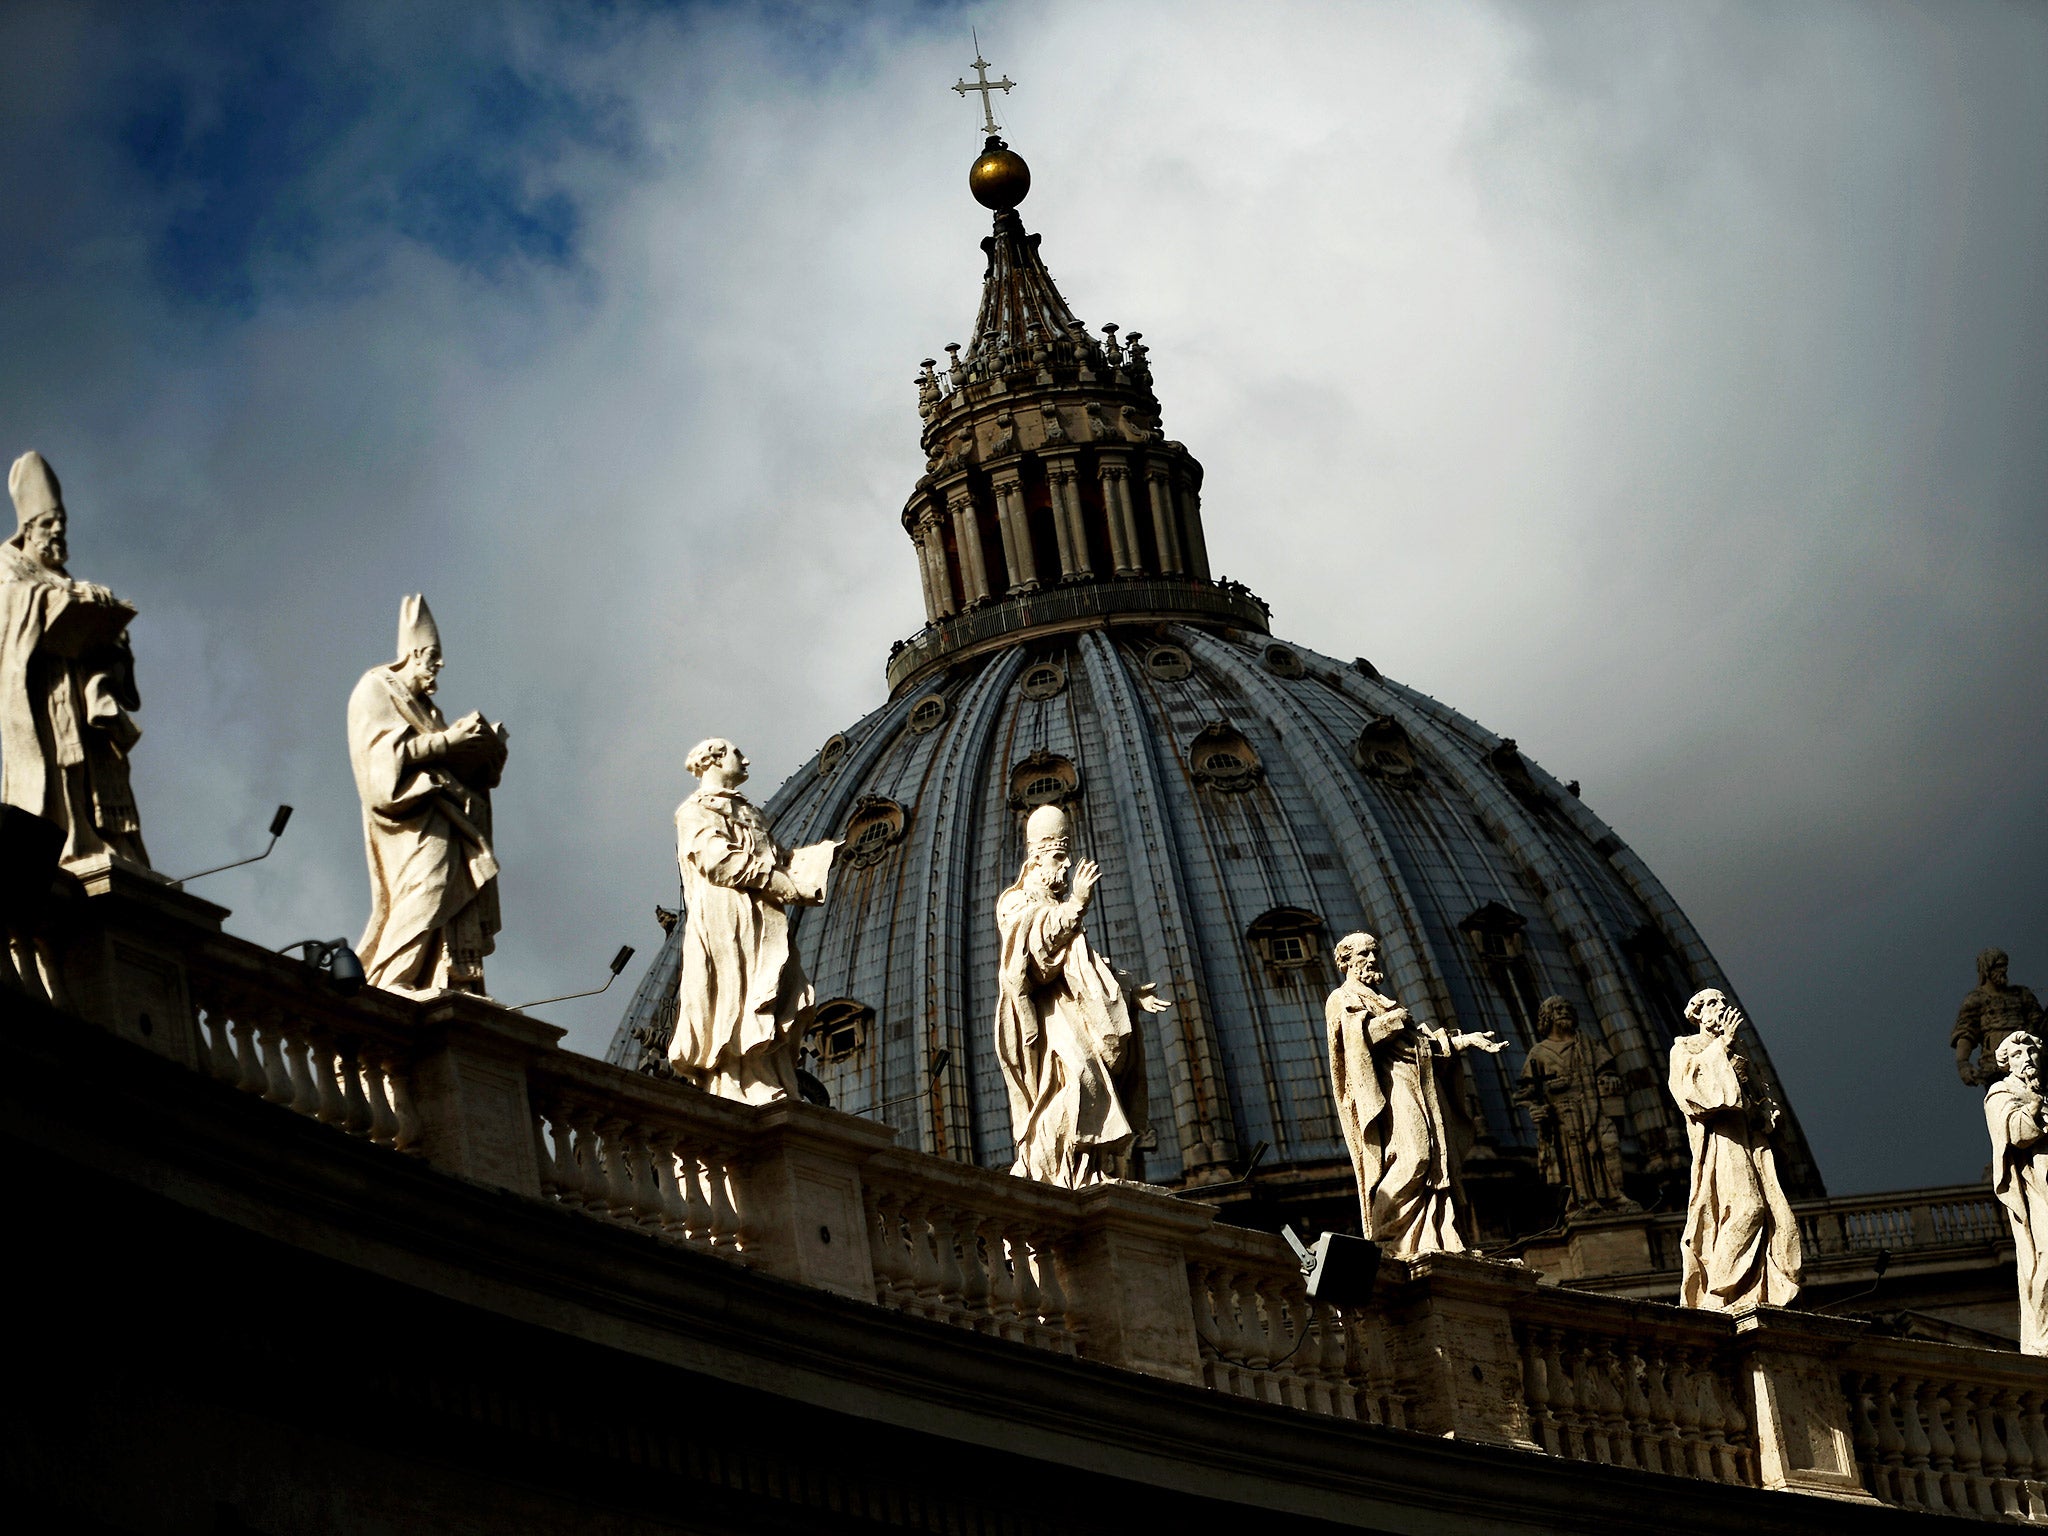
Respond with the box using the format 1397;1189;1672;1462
0;806;64;924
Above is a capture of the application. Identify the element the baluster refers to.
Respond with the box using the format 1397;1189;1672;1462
864;1188;905;1303
201;1005;237;1081
361;1056;399;1147
1963;1383;2005;1521
928;1205;968;1324
1922;1381;1957;1514
385;1060;420;1150
1294;1299;1332;1416
1844;1373;1882;1502
1692;1358;1735;1483
1870;1373;1909;1505
1949;1383;1992;1519
1619;1340;1654;1471
899;1197;941;1317
308;1032;347;1124
1263;1280;1303;1408
1669;1347;1711;1480
1316;1302;1353;1420
336;1041;373;1135
594;1118;633;1217
956;1211;994;1330
1642;1341;1679;1477
1518;1328;1556;1454
1011;1223;1047;1345
1993;1388;2030;1521
1031;1235;1073;1355
675;1143;716;1245
2021;1391;2048;1522
255;1010;292;1103
1188;1264;1227;1388
230;1012;265;1093
700;1146;743;1255
1718;1364;1753;1485
532;1106;564;1199
283;1022;319;1115
974;1215;1015;1337
1586;1340;1624;1466
1898;1376;1938;1510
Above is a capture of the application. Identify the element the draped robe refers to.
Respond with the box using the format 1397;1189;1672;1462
993;877;1143;1188
1985;1075;2048;1354
347;666;500;994
0;543;147;868
1668;1032;1804;1311
667;789;816;1104
1326;977;1476;1256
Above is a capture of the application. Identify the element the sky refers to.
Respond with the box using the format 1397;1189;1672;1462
0;0;2041;1195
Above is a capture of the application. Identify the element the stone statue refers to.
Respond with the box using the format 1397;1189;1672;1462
1326;931;1505;1256
1668;988;1804;1311
1984;1031;2048;1354
1953;947;2043;1086
993;803;1166;1188
667;739;836;1103
347;595;505;997
1;452;149;870
1514;995;1636;1213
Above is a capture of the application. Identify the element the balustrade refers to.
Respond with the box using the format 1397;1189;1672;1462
1848;1354;2048;1523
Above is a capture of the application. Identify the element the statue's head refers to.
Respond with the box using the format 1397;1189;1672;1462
1995;1030;2040;1082
1684;987;1744;1039
1022;803;1072;896
1538;996;1578;1039
8;451;67;571
1334;931;1381;987
393;594;443;696
1979;947;2010;987
686;738;749;791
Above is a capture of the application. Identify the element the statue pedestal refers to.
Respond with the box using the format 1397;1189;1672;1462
60;854;226;1071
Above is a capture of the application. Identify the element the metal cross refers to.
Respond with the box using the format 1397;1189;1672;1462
952;34;1014;135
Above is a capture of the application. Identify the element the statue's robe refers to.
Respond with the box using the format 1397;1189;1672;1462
1326;977;1477;1256
1668;1033;1804;1311
994;878;1144;1188
347;665;499;994
0;543;147;868
1515;1029;1629;1210
667;789;812;1103
1986;1076;2048;1354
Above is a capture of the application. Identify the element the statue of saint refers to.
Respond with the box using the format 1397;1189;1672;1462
1953;947;2044;1086
0;452;148;869
1514;995;1636;1213
347;595;505;996
1985;1031;2048;1354
1668;988;1803;1311
993;804;1166;1188
667;739;836;1103
1326;931;1505;1256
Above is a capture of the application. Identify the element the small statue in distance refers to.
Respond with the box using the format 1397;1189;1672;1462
1952;947;2044;1087
1326;930;1505;1257
1668;988;1804;1311
1514;995;1637;1214
348;595;506;997
1984;1030;2048;1354
667;739;837;1104
993;803;1167;1188
0;451;149;870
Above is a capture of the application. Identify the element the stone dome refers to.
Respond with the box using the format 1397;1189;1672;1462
611;136;1825;1238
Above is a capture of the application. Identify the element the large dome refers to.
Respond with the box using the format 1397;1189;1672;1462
612;138;1823;1239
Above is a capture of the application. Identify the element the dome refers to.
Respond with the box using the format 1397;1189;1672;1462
612;133;1825;1240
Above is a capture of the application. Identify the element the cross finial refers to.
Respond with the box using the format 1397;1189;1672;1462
951;30;1014;136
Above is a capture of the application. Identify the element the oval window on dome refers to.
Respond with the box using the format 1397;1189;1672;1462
1019;660;1067;700
1189;722;1262;793
1350;715;1419;784
817;733;850;775
842;795;907;868
1144;645;1192;681
1008;750;1079;811
907;693;948;733
1262;644;1306;678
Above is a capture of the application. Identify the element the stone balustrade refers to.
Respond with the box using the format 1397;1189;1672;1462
42;864;2048;1524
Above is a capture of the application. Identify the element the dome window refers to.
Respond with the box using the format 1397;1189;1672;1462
1460;901;1528;962
1190;722;1262;793
1019;660;1067;699
1249;907;1326;979
908;693;948;733
1144;645;1192;681
1008;749;1080;811
805;999;873;1064
842;795;908;868
817;733;850;775
1350;715;1419;783
1262;644;1306;678
1461;901;1542;1039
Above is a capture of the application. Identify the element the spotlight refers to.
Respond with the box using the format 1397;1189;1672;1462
281;937;365;997
1283;1225;1382;1309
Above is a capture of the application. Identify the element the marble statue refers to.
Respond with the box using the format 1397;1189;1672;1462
347;595;506;997
1668;988;1804;1311
1952;947;2044;1086
993;803;1166;1188
1514;995;1636;1213
667;739;836;1103
1;451;149;870
1985;1030;2048;1354
1326;931;1505;1256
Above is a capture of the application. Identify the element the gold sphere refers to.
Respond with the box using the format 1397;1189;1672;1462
969;144;1031;211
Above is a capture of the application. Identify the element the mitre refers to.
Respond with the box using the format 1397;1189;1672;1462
397;593;442;658
8;451;62;526
1025;803;1070;854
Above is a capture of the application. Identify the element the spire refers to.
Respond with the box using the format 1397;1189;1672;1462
962;194;1080;377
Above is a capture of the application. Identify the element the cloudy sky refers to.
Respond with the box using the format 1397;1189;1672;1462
2;0;2041;1195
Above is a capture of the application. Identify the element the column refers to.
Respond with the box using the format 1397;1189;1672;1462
916;510;956;618
1176;472;1211;581
1145;462;1184;576
1046;457;1090;580
947;484;992;605
992;472;1038;592
1099;459;1143;578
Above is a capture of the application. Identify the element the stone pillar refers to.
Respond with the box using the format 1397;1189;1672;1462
60;855;224;1070
992;472;1038;593
1176;472;1211;581
947;483;992;606
916;511;957;618
1046;459;1090;580
735;1101;896;1302
1145;462;1184;576
1098;458;1142;578
1732;1309;1882;1502
1065;1183;1214;1384
412;994;560;1196
1380;1253;1542;1450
